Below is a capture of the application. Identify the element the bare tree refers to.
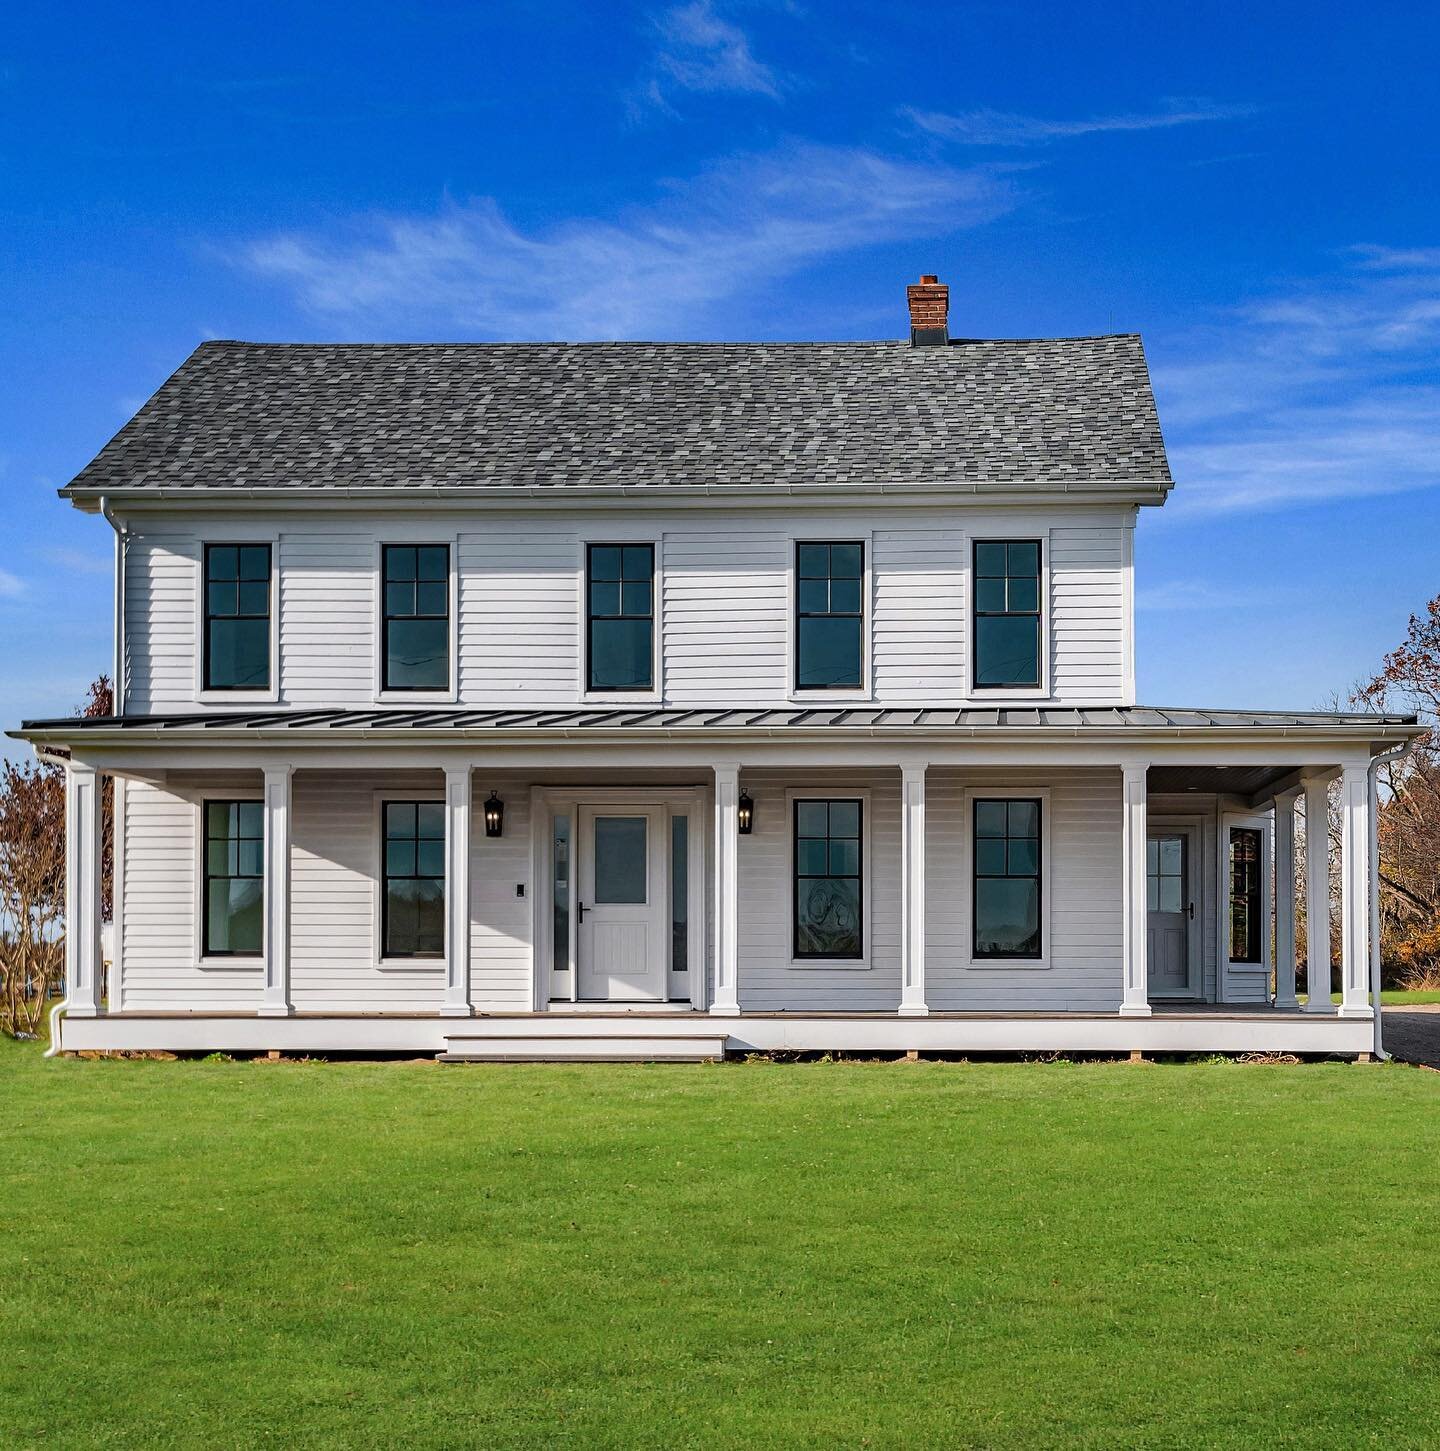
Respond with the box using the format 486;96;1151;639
0;678;113;1036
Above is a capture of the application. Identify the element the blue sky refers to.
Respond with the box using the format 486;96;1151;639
3;0;1439;743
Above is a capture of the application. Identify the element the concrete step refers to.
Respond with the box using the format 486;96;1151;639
439;1032;727;1063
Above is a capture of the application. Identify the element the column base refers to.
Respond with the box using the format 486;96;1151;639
1336;1003;1375;1020
1117;1003;1153;1018
709;1003;740;1017
439;1003;474;1019
258;1003;293;1018
1302;1001;1335;1015
64;1004;103;1019
897;1004;930;1017
1273;996;1301;1013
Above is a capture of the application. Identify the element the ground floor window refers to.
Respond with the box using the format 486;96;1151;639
794;798;863;959
203;799;264;956
1228;826;1263;964
973;797;1042;959
383;800;445;958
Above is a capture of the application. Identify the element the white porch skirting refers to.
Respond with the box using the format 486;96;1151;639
55;1009;1374;1058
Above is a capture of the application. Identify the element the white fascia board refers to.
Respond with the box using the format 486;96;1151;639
63;479;1174;514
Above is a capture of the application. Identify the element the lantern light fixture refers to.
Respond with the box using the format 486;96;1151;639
737;790;754;835
483;790;505;838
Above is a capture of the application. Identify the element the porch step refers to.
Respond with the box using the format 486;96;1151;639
439;1030;728;1063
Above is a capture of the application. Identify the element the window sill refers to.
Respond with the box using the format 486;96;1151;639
964;689;1052;704
1225;962;1270;974
196;957;265;972
788;958;871;971
374;691;458;706
376;958;446;972
786;691;872;706
197;691;278;707
964;958;1051;971
580;690;663;705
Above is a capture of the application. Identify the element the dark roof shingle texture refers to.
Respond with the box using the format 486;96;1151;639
63;337;1172;495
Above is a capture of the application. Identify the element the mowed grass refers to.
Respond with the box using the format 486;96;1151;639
4;1041;1440;1449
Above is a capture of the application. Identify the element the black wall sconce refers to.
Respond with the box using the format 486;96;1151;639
737;790;754;835
484;790;505;838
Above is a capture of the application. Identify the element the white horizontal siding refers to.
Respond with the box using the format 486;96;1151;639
735;769;902;1011
121;505;1133;711
119;775;263;1010
926;767;1124;1011
469;776;534;1010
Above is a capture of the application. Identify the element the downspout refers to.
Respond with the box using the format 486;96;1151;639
1369;740;1413;1060
99;495;126;712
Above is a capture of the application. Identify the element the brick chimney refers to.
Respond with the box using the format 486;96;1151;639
906;273;949;347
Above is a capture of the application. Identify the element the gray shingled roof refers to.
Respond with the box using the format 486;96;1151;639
61;337;1173;497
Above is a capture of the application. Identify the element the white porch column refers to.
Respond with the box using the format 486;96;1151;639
259;764;293;1017
1303;773;1334;1014
63;761;104;1017
1272;787;1302;1011
899;763;928;1017
710;763;740;1016
442;766;473;1018
1338;763;1375;1019
1119;762;1151;1016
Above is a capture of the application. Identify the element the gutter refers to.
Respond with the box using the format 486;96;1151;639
1369;739;1414;1060
99;496;127;710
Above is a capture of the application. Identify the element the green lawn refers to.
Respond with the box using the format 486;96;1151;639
4;1040;1440;1449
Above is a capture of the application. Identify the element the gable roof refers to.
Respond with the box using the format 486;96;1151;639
61;336;1173;500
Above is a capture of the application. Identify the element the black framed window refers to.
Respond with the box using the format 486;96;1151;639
794;798;863;959
587;544;653;691
382;801;446;958
382;545;450;691
203;800;264;956
1229;826;1263;964
973;798;1042;958
204;544;271;691
796;542;863;689
974;540;1041;689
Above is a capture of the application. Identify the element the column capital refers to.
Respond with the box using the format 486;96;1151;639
1273;784;1304;806
900;761;929;785
443;763;472;784
262;762;295;784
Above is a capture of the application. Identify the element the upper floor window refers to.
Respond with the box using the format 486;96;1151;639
1228;827;1262;964
203;799;263;956
204;544;271;691
973;797;1042;959
383;800;445;958
587;544;653;692
974;540;1041;689
383;545;449;692
796;542;863;690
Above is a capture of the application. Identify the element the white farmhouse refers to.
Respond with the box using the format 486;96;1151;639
15;276;1421;1060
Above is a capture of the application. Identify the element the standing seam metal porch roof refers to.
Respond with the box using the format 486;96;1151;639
59;337;1173;497
13;706;1419;736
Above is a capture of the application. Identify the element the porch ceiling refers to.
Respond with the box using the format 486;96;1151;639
1146;763;1300;798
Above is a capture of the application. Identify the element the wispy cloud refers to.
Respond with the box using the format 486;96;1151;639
633;1;782;114
239;141;1015;338
0;568;26;599
903;99;1254;146
1153;248;1440;513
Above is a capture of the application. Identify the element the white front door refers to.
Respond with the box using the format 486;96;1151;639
1147;828;1198;997
577;805;668;1001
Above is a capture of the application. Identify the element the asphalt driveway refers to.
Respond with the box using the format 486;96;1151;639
1383;1005;1440;1069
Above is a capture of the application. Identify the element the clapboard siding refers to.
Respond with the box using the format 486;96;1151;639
926;767;1124;1011
119;505;1134;712
469;774;535;1010
735;769;902;1011
120;774;264;1010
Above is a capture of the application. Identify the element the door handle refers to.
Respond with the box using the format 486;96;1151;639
1187;902;1195;920
577;900;588;922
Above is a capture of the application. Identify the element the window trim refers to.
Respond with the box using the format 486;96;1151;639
785;787;872;969
194;533;279;706
372;790;448;970
372;534;459;705
965;530;1052;702
190;792;265;971
786;531;873;703
1218;809;1273;984
576;535;664;704
962;785;1052;970
583;540;658;696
